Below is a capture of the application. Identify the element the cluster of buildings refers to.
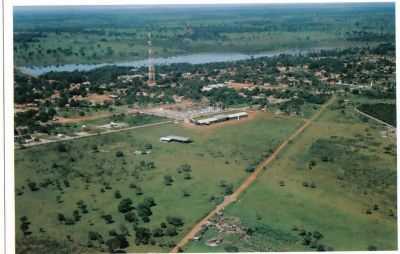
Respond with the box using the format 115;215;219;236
192;111;248;125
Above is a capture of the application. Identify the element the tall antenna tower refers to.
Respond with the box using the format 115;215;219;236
147;33;156;86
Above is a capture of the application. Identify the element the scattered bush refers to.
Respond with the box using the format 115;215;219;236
224;245;239;252
166;216;184;227
118;198;133;213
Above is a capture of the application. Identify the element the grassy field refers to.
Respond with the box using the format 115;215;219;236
185;97;397;252
15;111;302;253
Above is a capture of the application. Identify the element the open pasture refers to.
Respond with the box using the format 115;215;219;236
15;111;302;253
185;97;397;252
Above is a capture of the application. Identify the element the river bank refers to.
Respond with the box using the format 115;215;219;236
18;47;332;76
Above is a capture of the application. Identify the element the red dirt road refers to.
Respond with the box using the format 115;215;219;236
170;96;336;253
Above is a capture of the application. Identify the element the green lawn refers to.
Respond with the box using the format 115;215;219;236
15;111;302;253
185;98;397;252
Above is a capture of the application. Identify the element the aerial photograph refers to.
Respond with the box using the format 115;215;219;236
13;2;396;253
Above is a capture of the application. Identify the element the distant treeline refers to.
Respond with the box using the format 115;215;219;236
358;103;396;126
346;31;394;42
14;32;47;43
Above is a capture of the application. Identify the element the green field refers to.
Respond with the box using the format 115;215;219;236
15;112;302;253
185;97;397;252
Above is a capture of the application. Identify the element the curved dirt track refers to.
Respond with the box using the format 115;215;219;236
170;96;336;253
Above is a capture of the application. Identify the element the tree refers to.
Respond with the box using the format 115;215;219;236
135;227;151;245
102;214;114;224
106;236;129;252
313;231;323;240
28;181;40;191
245;164;256;173
152;227;164;237
166;216;184;227
183;173;192;180
224;184;233;195
137;204;152;218
118;198;133;213
115;190;122;199
178;164;191;172
143;197;156;207
57;213;66;222
125;212;138;223
88;231;103;242
116;151;124;157
165;226;178;236
164;175;174;186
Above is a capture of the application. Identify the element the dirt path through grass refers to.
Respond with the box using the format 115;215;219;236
170;96;336;253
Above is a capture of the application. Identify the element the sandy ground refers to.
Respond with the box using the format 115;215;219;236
53;112;113;124
14;104;38;113
74;93;114;103
170;96;336;253
227;82;254;90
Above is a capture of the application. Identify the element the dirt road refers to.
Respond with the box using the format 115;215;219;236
18;120;172;149
170;96;336;253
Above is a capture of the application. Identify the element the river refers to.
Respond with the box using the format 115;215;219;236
18;47;329;76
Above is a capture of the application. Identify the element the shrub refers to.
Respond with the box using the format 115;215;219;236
182;190;190;197
302;235;312;245
245;164;256;173
57;143;68;153
143;197;156;207
164;175;174;186
224;184;233;195
102;214;114;224
137;204;152;218
166;216;184;227
28;181;40;191
118;198;133;213
57;213;65;222
125;212;138;223
152;227;164;237
165;226;178;236
65;218;75;225
106;235;129;252
88;231;102;241
313;231;323;240
135;187;143;196
114;190;122;199
135;227;151;245
224;245;239;252
317;244;326;251
116;151;124;157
